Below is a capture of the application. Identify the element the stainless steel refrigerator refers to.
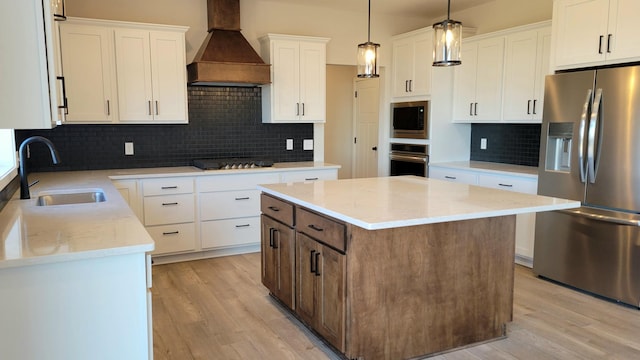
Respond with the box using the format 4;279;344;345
534;65;640;308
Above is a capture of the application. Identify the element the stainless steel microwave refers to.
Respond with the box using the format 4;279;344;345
391;101;429;139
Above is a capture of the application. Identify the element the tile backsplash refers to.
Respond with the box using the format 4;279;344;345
470;124;541;167
15;86;313;172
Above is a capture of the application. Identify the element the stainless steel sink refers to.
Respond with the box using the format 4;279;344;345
36;189;106;206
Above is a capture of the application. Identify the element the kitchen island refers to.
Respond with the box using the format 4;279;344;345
258;176;580;360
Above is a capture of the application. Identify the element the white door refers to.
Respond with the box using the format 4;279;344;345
149;31;187;123
115;29;154;122
353;78;379;179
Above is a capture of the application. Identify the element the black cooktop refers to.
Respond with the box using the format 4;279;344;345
193;158;274;170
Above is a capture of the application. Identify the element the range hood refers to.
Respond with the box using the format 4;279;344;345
187;0;270;86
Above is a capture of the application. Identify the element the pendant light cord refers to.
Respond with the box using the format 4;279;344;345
367;0;371;42
447;0;451;21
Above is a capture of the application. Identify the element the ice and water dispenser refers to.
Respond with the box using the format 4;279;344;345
545;122;573;172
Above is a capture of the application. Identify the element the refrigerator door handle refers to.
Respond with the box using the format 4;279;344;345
578;89;592;183
588;88;603;183
560;208;640;227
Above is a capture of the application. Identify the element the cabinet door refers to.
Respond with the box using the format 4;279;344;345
59;23;117;123
261;216;278;297
299;41;326;122
553;0;609;68
391;38;414;98
502;30;538;122
474;37;505;122
271;40;301;122
452;43;478;122
264;218;296;310
606;0;640;63
533;28;552;123
316;244;346;352
296;233;318;326
149;31;188;123
411;32;432;97
115;29;154;122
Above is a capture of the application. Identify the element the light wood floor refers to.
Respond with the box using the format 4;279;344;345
152;253;640;359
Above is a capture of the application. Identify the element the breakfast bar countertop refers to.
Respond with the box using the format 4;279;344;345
258;175;580;230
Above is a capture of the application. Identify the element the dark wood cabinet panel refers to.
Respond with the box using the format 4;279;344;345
261;214;295;310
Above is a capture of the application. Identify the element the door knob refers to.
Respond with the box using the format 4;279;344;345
372;146;378;151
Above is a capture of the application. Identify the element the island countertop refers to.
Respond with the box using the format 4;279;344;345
258;175;580;230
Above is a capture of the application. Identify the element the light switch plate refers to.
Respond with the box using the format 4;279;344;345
286;139;294;150
303;139;313;150
480;138;487;150
125;142;134;156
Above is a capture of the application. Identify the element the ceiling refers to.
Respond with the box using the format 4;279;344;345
264;0;496;18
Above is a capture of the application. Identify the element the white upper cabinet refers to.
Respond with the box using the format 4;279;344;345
60;21;118;123
261;34;329;123
58;18;188;125
502;24;552;123
452;36;505;123
553;0;640;69
1;0;63;129
391;28;433;99
115;29;188;123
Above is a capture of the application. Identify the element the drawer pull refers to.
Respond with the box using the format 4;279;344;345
162;202;179;206
305;177;319;181
498;183;513;188
162;231;179;235
308;224;324;232
235;197;250;201
235;224;251;228
445;176;457;180
314;252;321;276
161;186;178;190
268;206;280;212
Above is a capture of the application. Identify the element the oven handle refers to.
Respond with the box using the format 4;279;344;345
390;153;428;163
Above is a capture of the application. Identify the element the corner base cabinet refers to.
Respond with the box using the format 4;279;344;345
260;193;515;360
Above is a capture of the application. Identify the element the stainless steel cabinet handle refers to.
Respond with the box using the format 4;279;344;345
533;99;537;115
161;202;178;206
235;224;250;228
155;101;159;115
405;80;409;93
561;209;640;227
161;186;178;190
296;103;300;116
445;176;457;180
302;103;305;116
598;35;604;54
527;100;531;115
474;103;478;116
162;231;179;235
469;103;473;116
498;183;513;188
409;80;413;92
607;34;612;53
578;89;592;183
148;101;152;115
235;197;250;200
106;100;110;116
304;177;319;181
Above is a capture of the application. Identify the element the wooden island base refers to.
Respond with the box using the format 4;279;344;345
344;215;515;360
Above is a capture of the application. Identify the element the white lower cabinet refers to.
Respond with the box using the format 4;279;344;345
429;164;538;266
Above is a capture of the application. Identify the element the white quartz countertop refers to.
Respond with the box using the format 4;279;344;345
258;176;580;230
0;162;338;269
429;161;538;178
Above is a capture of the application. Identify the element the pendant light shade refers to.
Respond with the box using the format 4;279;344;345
357;0;380;78
433;0;462;66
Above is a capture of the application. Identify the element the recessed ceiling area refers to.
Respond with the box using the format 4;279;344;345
264;0;496;18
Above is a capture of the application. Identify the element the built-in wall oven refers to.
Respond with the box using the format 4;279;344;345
389;144;429;177
391;101;429;139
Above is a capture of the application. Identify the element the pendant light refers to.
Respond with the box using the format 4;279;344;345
432;0;462;66
357;0;380;78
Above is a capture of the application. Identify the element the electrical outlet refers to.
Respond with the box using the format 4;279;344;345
303;139;313;151
480;138;487;150
125;142;134;156
286;139;294;150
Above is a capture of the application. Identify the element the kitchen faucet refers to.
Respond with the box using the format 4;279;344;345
19;136;61;199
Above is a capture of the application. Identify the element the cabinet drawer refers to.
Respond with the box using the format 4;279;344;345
143;193;195;226
429;167;478;185
198;173;280;193
261;193;295;227
142;177;194;196
146;223;196;255
280;169;337;183
201;217;260;249
477;174;537;194
200;190;260;221
296;207;346;253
